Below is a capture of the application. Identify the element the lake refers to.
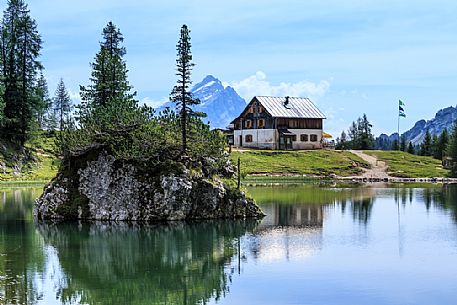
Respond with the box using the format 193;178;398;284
1;183;457;305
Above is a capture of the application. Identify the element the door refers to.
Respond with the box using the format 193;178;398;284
285;137;293;150
239;135;243;147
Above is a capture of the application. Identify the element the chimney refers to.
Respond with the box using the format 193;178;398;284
284;96;290;106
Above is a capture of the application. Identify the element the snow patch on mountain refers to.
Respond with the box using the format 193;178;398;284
156;75;247;128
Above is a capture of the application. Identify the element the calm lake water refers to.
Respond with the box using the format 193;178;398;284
1;183;457;305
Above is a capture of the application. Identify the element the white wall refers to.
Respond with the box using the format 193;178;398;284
233;128;323;150
288;129;323;149
234;129;277;149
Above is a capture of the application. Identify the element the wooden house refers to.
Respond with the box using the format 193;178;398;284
231;96;326;150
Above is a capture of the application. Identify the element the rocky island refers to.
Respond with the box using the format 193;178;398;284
35;23;263;222
35;147;262;221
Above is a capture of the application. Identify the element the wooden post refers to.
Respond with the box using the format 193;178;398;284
237;157;241;190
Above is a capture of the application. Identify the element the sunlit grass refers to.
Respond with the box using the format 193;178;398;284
230;149;370;177
364;150;449;178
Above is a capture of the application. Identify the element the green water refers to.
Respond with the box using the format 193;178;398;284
1;184;457;305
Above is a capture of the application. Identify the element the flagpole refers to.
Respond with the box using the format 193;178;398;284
398;100;405;151
397;111;400;151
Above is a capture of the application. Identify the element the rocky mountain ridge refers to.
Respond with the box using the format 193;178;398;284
376;105;457;148
157;75;247;128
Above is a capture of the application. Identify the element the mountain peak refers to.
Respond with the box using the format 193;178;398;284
202;75;218;83
192;75;223;92
156;74;246;128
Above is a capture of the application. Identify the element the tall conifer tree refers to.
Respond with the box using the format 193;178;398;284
447;122;457;176
35;72;51;128
80;21;134;111
407;142;415;154
420;130;432;156
53;78;72;131
400;135;407;151
0;0;42;144
170;25;200;153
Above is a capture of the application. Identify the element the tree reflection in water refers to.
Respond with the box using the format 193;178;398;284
0;188;45;305
36;220;259;305
2;184;457;305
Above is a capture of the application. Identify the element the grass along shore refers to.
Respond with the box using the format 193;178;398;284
230;149;450;179
364;150;448;178
230;149;370;178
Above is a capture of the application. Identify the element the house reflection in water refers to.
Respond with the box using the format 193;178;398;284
245;184;377;262
247;204;325;262
259;204;324;228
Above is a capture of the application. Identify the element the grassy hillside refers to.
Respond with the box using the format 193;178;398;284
230;149;370;177
364;150;448;178
0;132;59;182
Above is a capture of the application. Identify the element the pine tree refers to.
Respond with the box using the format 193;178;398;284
447;122;457;177
34;72;51;128
392;139;399;151
407;141;415;154
336;131;348;150
80;21;134;110
53;78;72;131
433;129;449;160
420;130;432;156
170;24;201;153
400;135;407;151
0;0;43;144
348;121;358;149
359;114;374;149
431;134;439;159
346;114;374;150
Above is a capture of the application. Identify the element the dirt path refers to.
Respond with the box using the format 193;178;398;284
349;150;390;179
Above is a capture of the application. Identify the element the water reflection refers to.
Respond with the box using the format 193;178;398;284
1;184;457;305
247;184;377;226
37;220;258;305
0;188;45;305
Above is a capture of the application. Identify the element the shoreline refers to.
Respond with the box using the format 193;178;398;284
243;174;457;184
0;180;48;187
2;175;456;187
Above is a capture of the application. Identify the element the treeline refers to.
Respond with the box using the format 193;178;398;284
375;129;450;160
419;125;457;176
0;0;73;146
58;21;226;172
335;114;375;150
1;0;227;174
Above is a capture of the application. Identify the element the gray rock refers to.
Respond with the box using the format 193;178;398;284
35;151;263;222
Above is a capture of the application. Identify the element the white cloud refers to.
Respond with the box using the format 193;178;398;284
228;71;330;102
140;96;169;108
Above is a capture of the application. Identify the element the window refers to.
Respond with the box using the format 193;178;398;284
245;120;252;128
300;134;308;142
245;134;253;142
258;119;265;128
291;135;297;142
310;134;318;142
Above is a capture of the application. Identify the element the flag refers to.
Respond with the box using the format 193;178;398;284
399;100;406;118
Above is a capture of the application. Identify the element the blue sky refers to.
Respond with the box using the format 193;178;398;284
23;0;457;136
